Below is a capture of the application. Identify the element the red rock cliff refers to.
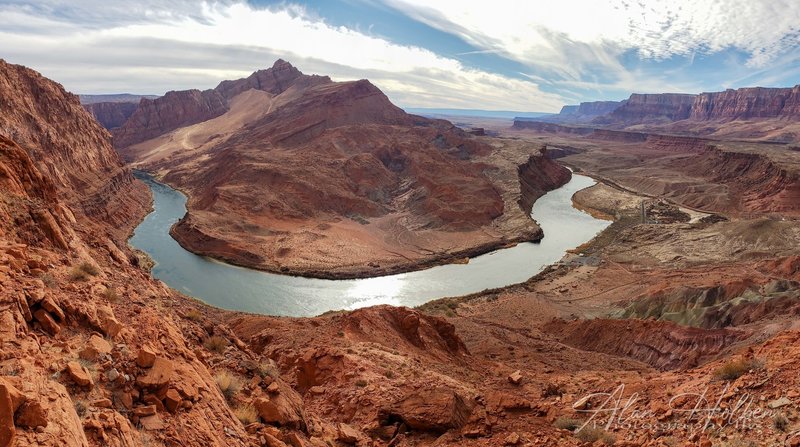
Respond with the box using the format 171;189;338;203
601;93;695;124
517;147;572;215
690;86;800;120
0;59;148;239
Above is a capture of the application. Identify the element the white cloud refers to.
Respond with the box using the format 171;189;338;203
384;0;800;92
0;1;566;111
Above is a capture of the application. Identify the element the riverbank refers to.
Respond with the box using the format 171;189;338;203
128;173;609;316
139;143;572;280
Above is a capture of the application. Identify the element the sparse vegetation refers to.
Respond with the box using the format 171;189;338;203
713;358;763;381
719;439;757;447
234;405;259;425
73;399;87;417
384;370;395;379
575;426;615;445
102;287;119;302
40;273;57;289
257;362;279;379
554;417;582;431
69;261;100;281
355;379;368;388
774;413;789;432
184;309;203;321
203;335;229;354
215;370;242;402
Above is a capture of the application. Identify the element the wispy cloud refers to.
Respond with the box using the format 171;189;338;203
383;0;800;97
0;1;566;111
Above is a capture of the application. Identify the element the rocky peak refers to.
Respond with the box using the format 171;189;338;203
115;60;333;148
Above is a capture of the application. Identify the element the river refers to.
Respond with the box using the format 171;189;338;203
129;173;609;316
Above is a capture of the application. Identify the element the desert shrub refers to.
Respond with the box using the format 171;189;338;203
713;358;763;381
69;267;89;282
78;261;99;275
73;399;87;417
774;413;789;432
257;362;279;379
69;262;100;281
575;426;615;445
215;370;242;402
355;379;367;388
234;405;259;425
554;417;582;431
102;287;119;302
184;309;203;321
384;370;395;379
40;273;57;289
203;335;229;354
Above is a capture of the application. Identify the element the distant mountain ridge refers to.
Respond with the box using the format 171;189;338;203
404;108;551;120
522;84;800;142
78;93;158;104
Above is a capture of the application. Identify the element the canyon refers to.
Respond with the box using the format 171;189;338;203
113;60;569;278
2;55;800;447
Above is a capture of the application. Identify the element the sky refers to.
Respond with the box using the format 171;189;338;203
1;0;800;112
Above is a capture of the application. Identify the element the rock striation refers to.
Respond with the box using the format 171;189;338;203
599;93;696;124
690;86;800;120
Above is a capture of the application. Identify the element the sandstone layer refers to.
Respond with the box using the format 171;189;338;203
115;60;569;278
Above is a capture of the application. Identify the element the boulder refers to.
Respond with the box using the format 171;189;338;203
91;398;112;409
508;370;523;385
336;423;362;444
263;433;288;447
65;361;94;387
504;432;520;445
79;334;112;361
164;389;182;413
40;296;65;321
380;388;473;433
0;382;16;447
96;305;122;338
132;405;156;417
254;385;306;430
33;309;60;336
136;357;174;389
15;400;48;428
136;346;157;368
768;397;792;409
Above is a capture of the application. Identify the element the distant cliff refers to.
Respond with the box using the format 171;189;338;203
598;93;696;124
580;85;800;126
690;86;800;120
537;100;625;123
